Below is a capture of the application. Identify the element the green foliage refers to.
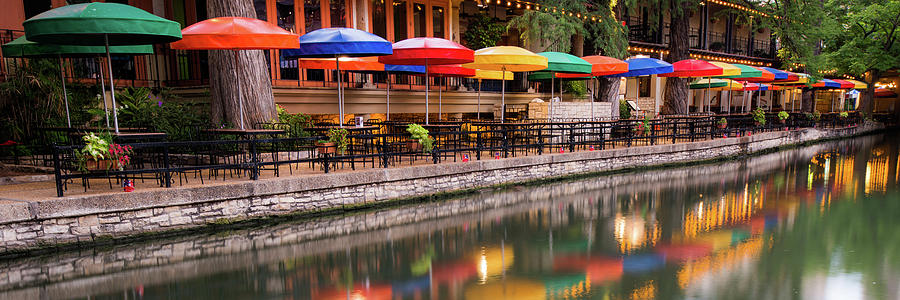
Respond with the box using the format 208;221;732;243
506;0;586;52
462;13;506;50
276;105;313;137
79;132;111;162
585;0;628;58
752;108;766;125
406;124;434;153
806;111;822;122
823;1;900;79
563;81;586;99
778;111;790;121
619;100;632;119
75;132;132;172
839;111;849;118
116;87;209;141
718;117;728;125
0;58;67;143
326;128;349;154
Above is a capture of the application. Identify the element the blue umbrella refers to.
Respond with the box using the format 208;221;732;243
814;78;842;88
348;64;426;120
283;28;392;127
760;67;789;80
610;58;674;77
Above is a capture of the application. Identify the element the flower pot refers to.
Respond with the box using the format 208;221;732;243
407;141;423;152
315;142;336;154
717;123;727;129
84;159;112;171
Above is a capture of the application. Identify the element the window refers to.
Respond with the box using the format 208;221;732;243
305;0;322;31
432;5;444;38
371;0;388;39
330;0;347;27
639;77;651;97
24;0;51;19
393;0;407;40
254;0;268;21
413;3;426;37
277;0;298;80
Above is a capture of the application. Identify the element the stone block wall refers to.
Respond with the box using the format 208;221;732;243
527;102;614;120
0;125;880;254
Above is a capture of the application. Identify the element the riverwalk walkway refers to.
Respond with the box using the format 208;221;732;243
0;123;884;254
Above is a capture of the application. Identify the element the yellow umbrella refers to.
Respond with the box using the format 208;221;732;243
845;79;868;89
709;62;742;77
473;70;514;120
464;46;548;122
710;80;744;91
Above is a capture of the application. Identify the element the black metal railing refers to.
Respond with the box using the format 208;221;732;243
36;112;873;197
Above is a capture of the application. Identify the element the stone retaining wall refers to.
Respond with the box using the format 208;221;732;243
0;125;881;254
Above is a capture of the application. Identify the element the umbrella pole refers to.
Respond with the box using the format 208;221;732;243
501;67;506;123
590;77;595;120
58;55;71;128
336;57;344;127
97;57;110;128
425;59;430;125
438;78;442;120
550;77;554;121
386;73;391;121
105;35;120;134
233;50;246;130
790;89;794;112
477;79;482;120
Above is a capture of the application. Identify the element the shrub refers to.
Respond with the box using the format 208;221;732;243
619;100;632;119
752;108;766;125
777;111;789;121
406;124;434;153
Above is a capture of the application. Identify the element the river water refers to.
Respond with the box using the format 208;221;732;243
1;133;899;300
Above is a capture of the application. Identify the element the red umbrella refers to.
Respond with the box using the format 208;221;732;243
170;17;300;129
830;79;856;89
736;67;775;82
741;82;761;91
875;88;898;98
556;55;628;78
379;38;474;124
297;57;384;72
658;59;724;77
418;65;475;118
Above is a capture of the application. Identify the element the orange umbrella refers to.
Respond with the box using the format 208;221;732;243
736;67;776;82
170;17;300;129
297;56;384;72
556;55;628;78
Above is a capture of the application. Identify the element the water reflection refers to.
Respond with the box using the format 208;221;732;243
2;133;899;300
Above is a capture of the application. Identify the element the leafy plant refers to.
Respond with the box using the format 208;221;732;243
406;124;434;153
276;105;313;137
752;108;767;125
777;111;790;121
718;117;728;125
839;112;849;118
619;100;632;119
325;128;349;154
116;87;209;141
75;132;132;172
462;13;505;50
563;81;586;99
806;111;822;122
507;0;586;52
0;58;67;143
633;116;651;136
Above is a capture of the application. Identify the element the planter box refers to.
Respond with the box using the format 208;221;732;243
407;141;423;152
84;159;112;171
315;142;336;154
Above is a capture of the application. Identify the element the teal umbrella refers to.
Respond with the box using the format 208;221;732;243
24;2;181;133
1;36;153;127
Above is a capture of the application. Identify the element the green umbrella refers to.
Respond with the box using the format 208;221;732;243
537;52;591;120
2;36;154;127
712;64;761;114
689;78;729;89
24;2;181;133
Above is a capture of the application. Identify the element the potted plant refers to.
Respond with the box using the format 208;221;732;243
806;111;821;126
752;107;766;126
717;117;728;129
406;123;434;153
317;128;349;155
76;132;133;172
839;111;849;119
777;111;789;124
633;116;651;136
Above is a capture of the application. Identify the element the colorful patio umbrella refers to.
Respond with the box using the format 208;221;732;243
23;2;182;133
735;67;776;82
472;69;513;119
845;79;868;89
773;71;801;82
1;36;153;128
420;65;475;119
612;57;673;77
658;59;724;77
690;78;729;89
463;46;548;122
556;55;628;77
875;88;898;98
379;37;474;124
810;78;842;88
713;64;760;114
283;27;391;127
760;67;790;80
829;79;855;89
696;62;740;113
171;17;299;130
535;52;591;117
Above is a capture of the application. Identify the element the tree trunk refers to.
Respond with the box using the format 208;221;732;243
860;71;880;116
661;0;691;115
206;0;277;128
802;89;815;113
597;77;620;103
